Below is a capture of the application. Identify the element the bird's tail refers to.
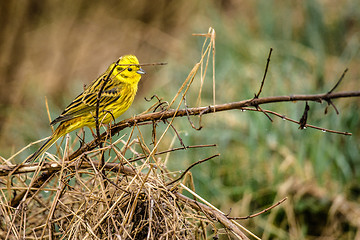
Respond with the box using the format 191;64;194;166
26;126;65;163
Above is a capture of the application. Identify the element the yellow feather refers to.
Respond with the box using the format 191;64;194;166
27;55;145;162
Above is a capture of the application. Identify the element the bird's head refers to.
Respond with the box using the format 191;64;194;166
110;55;145;84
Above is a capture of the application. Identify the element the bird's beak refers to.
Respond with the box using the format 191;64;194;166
137;68;146;75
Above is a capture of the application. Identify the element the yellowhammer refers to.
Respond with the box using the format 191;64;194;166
27;55;145;162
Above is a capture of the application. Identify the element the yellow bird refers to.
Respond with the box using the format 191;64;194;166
27;55;145;162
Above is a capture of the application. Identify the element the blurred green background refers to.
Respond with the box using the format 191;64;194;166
1;0;359;239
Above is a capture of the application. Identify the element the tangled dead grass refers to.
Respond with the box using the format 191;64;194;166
0;28;255;239
0;147;242;239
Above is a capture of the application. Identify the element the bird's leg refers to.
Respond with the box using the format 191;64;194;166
76;129;86;148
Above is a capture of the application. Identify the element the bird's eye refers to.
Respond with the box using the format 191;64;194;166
127;67;132;72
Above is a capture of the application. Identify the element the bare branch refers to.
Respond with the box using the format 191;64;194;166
255;48;273;99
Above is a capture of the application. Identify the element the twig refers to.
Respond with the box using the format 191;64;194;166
252;48;275;123
242;107;351;135
128;144;216;163
166;154;220;186
255;105;273;122
328;68;348;94
231;197;288;220
254;48;273;99
164;119;186;148
138;62;167;67
325;68;348;115
95;58;121;169
183;96;203;130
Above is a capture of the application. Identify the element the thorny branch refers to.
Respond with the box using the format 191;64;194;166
15;90;360;167
7;89;358;207
94;90;360;144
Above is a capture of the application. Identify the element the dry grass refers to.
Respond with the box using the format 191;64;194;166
0;152;219;239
